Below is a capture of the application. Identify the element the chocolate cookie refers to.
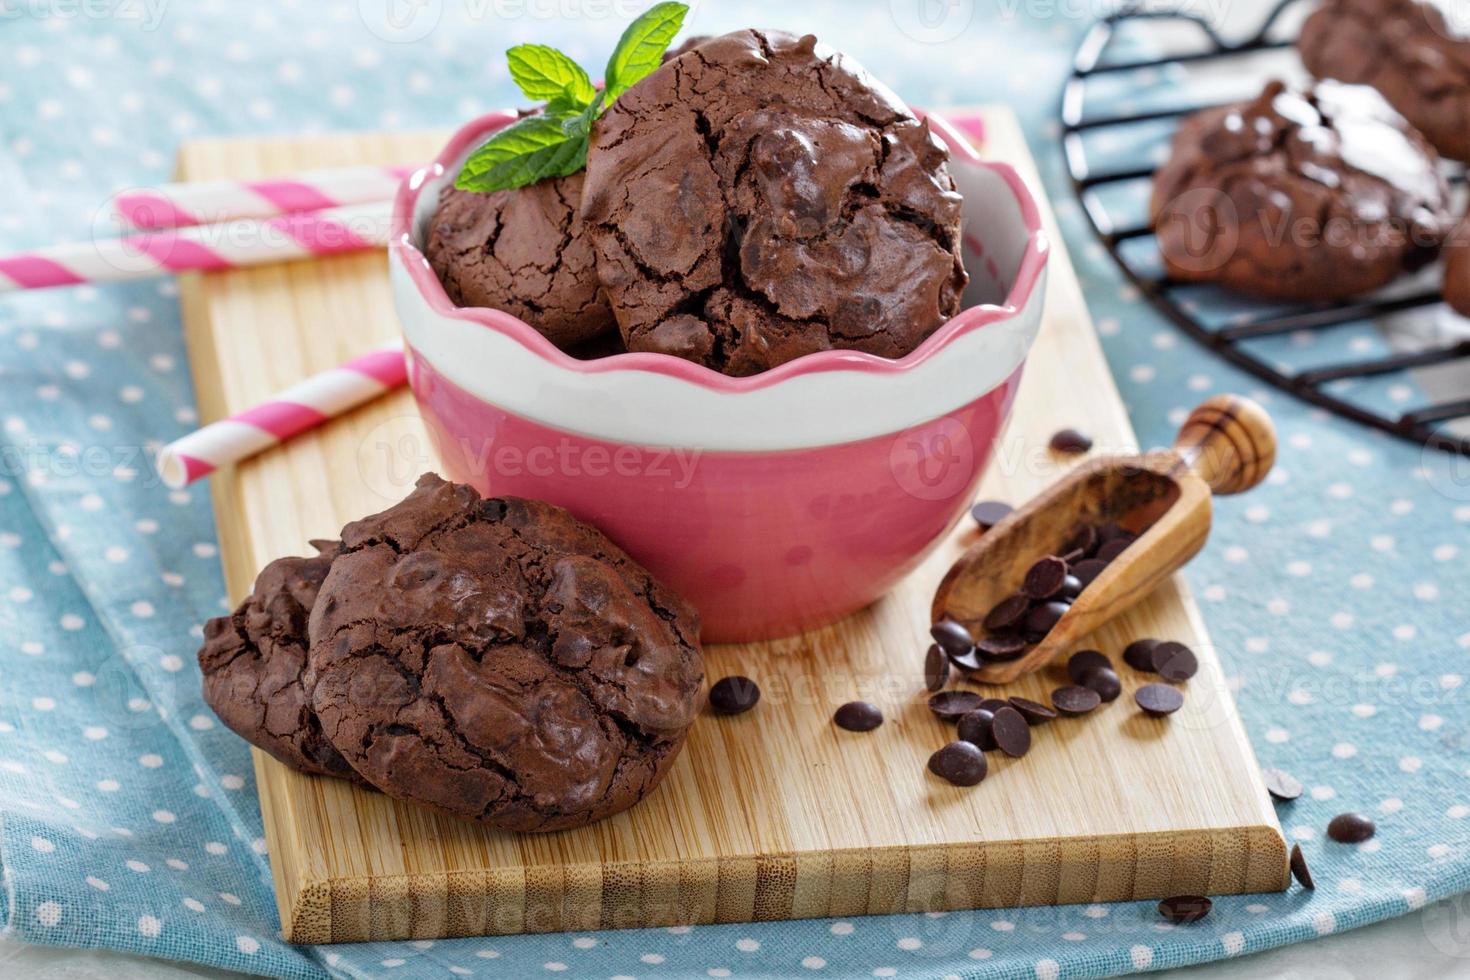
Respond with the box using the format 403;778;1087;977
1445;211;1470;316
198;541;361;782
425;173;614;349
1300;0;1470;162
1151;80;1451;300
306;475;704;833
581;29;968;376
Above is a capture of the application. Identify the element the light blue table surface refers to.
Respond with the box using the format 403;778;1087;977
0;1;1467;978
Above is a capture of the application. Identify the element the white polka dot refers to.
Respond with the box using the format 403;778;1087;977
1265;728;1290;744
1351;704;1376;718
189;715;214;731
126;860;149;873
31;836;55;853
736;938;759;952
36;902;62;927
829;922;853;935
1420;715;1444;731
152;810;176;824
139;753;164;769
1083;904;1108;918
1291;825;1316;841
1330;612;1354;629
60;614;85;631
236;936;260;955
32;697;56;712
166;858;188;871
205;841;227;855
991;920;1015;932
1061;931;1086;941
1221;932;1244;955
1360;839;1382;854
137;915;161;938
83;727;107;741
1429;843;1451;858
42;750;67;764
640;954;665;965
1313;912;1335;935
1332;742;1357;759
1035;959;1060;980
183;898;205;912
131;601;155;618
1371;534;1394;552
1246;904;1269;914
1400;756;1423;773
221;774;245;790
802;958;826;970
86;877;109;891
1310;786;1336;801
1130;945;1153;969
897;937;922;950
382;960;406;968
218;892;241;905
159;655;184;673
1380;797;1404;814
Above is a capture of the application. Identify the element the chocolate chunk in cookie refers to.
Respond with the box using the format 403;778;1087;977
306;475;704;833
581;29;968;376
1151;80;1452;301
1300;0;1470;163
425;173;615;349
198;541;361;782
1445;212;1470;316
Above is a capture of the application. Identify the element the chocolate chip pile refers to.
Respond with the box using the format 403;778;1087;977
962;515;1154;663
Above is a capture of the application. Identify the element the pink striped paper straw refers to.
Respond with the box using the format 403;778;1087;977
0;201;390;292
114;165;415;230
155;340;408;489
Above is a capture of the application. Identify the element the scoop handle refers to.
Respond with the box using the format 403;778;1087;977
1172;394;1276;495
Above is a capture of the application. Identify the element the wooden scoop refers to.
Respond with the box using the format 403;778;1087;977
932;394;1276;684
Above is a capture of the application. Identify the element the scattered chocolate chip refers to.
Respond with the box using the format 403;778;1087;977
1135;683;1184;716
983;594;1030;632
1154;641;1198;682
1058;574;1083;600
1157;895;1212;924
928;690;985;721
1123;638;1161;672
956;708;996;750
1067;649;1112;684
924;644;950;692
1021;556;1069;600
1049;428;1093;455
1262;767;1303;802
709;675;760;715
970;500;1013;530
990;706;1032;758
1095;537;1134;562
977;697;1011;714
1081;667;1122;702
1289;844;1315;889
1096;521;1128;542
928;741;988;786
1008;696;1057;725
1051;685;1102;716
1327;812;1376;843
976;635;1028;662
1024;600;1069;636
1071;558;1108;588
930;619;975;659
833;701;883;732
948;647;983;674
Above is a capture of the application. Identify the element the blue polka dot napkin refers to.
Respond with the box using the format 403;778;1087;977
0;3;1466;978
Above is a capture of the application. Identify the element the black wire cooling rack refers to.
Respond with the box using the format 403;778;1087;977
1060;0;1470;455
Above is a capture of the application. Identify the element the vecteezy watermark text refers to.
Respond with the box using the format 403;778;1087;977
0;0;169;30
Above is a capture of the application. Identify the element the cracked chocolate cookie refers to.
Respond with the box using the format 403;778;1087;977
305;474;704;833
1445;211;1470;316
581;29;968;376
1300;0;1470;162
198;541;361;783
425;173;614;349
1151;80;1451;300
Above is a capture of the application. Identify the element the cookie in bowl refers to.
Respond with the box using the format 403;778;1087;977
1151;79;1452;301
580;29;968;376
305;475;705;833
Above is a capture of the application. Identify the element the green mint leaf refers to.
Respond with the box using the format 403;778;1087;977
506;44;596;105
455;114;588;193
603;1;688;103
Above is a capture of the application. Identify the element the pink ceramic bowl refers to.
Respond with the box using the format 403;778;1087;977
389;109;1049;642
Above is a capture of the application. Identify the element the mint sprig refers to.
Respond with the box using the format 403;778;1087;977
456;2;689;194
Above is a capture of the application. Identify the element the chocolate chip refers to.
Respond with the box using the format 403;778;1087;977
1008;696;1057;725
1135;683;1183;716
1289;844;1315;889
1096;521;1127;542
1067;649;1112;683
924;644;950;692
709;675;760;715
956;709;996;750
1154;641;1198;682
1262;767;1303;802
1327;812;1376;843
1081;667;1122;702
1051;685;1102;715
1024;600;1069;636
970;500;1013;530
948;647;983;674
976;635;1028;662
928;741;987;786
833;701;883;732
928;690;984;721
930;619;975;659
1049;428;1093;454
1058;574;1083;600
1063;524;1098;557
990;706;1031;758
1095;537;1133;562
1021;556;1069;600
977;697;1011;714
1157;895;1211;924
983;594;1030;632
1123;638;1161;672
1071;558;1108;588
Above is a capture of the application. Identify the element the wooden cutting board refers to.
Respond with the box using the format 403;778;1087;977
176;107;1288;945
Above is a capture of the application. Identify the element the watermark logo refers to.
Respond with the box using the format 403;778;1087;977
889;416;975;501
1156;187;1240;275
890;0;973;43
1422;437;1470;502
0;0;169;31
1422;892;1470;959
358;0;443;43
1423;0;1470;41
